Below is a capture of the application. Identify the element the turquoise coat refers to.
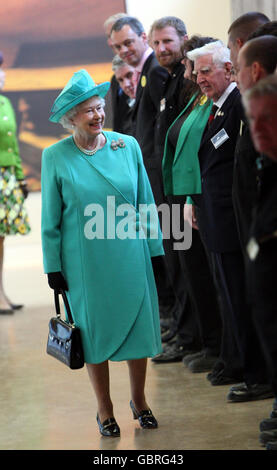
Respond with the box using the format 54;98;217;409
41;131;163;364
162;94;212;197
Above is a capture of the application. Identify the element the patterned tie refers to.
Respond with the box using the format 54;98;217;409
208;104;218;126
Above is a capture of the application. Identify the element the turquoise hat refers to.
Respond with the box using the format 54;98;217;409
49;69;110;123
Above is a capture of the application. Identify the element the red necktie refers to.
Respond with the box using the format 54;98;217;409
208;104;218;126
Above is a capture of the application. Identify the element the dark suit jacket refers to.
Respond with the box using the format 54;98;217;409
154;61;187;160
193;86;244;253
232;121;260;249
110;74;133;135
132;52;168;205
250;156;277;242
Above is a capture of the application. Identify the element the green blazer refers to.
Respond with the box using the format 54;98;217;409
162;94;212;197
0;95;24;180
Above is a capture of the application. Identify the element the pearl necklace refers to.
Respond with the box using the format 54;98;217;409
74;135;102;156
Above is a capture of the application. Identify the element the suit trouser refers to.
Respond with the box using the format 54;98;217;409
142;168;201;349
162;233;201;350
232;178;270;384
214;250;269;385
177;228;222;355
162;196;223;352
247;239;277;395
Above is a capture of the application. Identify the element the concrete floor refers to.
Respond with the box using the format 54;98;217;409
0;192;272;451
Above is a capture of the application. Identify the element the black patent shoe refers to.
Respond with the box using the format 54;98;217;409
130;400;158;429
0;308;14;315
96;414;120;437
10;303;24;310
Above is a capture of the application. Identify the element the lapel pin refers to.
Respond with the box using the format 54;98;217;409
111;138;126;151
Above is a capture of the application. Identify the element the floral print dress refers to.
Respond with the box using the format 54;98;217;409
0;167;30;235
0;95;30;236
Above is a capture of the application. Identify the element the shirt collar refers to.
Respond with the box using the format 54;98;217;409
135;47;153;74
214;82;237;110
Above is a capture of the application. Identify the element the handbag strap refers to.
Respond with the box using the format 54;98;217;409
54;289;74;325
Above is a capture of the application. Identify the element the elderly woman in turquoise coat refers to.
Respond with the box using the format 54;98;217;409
41;69;164;437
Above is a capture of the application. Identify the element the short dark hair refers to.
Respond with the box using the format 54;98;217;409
149;16;187;39
243;35;277;74
248;21;277;40
111;16;145;37
228;11;270;43
182;35;218;56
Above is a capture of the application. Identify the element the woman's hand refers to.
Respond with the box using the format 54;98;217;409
47;272;68;291
183;203;198;230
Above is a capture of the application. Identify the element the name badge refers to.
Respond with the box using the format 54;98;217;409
160;98;166;112
211;128;229;149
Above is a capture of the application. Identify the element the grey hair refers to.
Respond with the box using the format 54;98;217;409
112;55;128;72
103;13;128;31
59;97;105;130
186;40;231;66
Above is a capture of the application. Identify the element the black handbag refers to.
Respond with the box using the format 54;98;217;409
46;289;84;369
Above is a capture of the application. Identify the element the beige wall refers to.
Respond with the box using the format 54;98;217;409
125;0;232;44
231;0;277;21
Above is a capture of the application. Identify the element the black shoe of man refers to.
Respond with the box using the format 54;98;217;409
266;440;277;450
227;383;274;403
260;430;277;446
209;369;244;386
260;417;277;432
151;344;198;363
187;353;219;373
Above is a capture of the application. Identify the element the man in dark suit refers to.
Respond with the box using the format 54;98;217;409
227;11;269;77
111;55;136;135
110;16;177;328
243;75;277;450
103;13;131;134
228;32;277;403
187;40;273;402
227;13;270;249
236;38;277;443
111;16;169;199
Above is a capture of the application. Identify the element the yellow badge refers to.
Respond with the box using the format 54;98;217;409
199;95;208;106
141;75;147;87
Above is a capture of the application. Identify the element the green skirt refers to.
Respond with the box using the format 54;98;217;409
0;166;31;236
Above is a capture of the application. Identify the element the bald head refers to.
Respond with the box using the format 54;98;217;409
243;35;277;72
237;35;277;94
228;11;270;42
